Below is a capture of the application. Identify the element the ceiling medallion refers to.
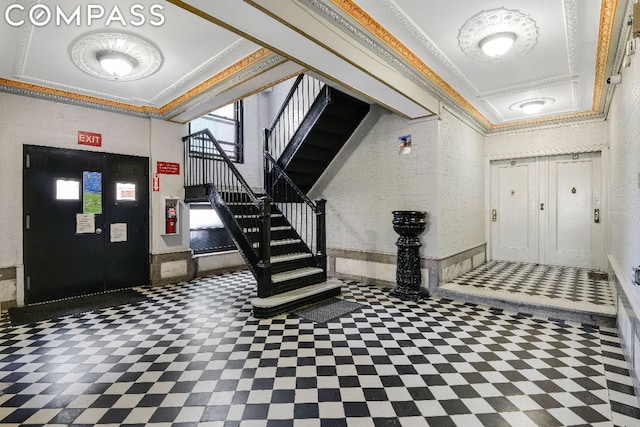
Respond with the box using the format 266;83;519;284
509;97;555;115
458;8;538;62
71;32;162;81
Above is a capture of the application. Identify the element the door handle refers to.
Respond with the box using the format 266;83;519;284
594;209;600;223
96;228;103;235
540;203;544;211
491;209;497;222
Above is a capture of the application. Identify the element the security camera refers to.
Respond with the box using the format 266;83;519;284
607;74;622;84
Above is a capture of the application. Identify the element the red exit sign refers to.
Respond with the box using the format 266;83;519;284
78;131;102;147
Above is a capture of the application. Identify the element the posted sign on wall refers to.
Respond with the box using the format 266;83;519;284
157;161;180;175
78;131;102;147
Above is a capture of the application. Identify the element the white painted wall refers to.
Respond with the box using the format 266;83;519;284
608;49;640;306
233;93;268;189
312;106;440;257
437;109;486;258
149;118;190;254
486;119;608;160
605;38;640;400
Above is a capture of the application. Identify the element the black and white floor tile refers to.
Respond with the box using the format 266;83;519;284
0;269;638;426
440;261;617;317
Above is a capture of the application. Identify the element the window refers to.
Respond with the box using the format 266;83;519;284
189;101;244;163
189;203;236;254
116;182;136;201
56;179;80;200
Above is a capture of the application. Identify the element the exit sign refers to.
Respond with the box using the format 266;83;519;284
78;131;102;147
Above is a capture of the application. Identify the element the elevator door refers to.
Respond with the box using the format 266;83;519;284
490;153;602;270
490;158;538;263
23;145;149;304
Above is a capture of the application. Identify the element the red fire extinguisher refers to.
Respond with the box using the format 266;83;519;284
166;204;177;234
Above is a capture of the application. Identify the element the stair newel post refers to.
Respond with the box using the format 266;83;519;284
257;196;272;298
315;198;327;280
263;128;270;192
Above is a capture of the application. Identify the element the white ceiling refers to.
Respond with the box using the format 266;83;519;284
0;0;627;131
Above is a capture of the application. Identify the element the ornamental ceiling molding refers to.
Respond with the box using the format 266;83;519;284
71;32;163;82
163;51;287;118
563;0;579;75
478;74;579;101
0;77;163;118
151;38;249;105
458;8;539;63
375;0;480;97
592;0;618;111
159;47;276;114
327;0;492;128
0;48;280;121
298;0;444;104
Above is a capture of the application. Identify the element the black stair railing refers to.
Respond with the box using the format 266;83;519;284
264;152;326;277
183;129;272;297
264;74;325;162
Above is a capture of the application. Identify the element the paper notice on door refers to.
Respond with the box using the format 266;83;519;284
76;213;95;234
110;223;127;242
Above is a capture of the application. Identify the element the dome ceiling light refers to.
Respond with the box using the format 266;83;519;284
97;51;136;78
510;98;555;115
479;32;516;58
72;32;162;81
458;8;538;62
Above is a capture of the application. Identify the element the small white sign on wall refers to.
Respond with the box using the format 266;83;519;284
110;223;127;242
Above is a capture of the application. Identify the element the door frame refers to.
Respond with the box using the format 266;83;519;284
23;144;150;304
488;151;606;271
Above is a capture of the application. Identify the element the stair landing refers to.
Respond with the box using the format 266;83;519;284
251;278;342;318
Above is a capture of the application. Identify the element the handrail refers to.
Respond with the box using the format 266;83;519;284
264;151;326;276
264;74;325;161
266;74;304;134
264;152;317;211
183;129;273;296
182;129;258;205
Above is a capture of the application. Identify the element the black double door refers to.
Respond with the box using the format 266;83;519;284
23;145;149;304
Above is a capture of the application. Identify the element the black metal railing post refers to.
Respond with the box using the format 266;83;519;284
315;198;327;279
257;196;272;298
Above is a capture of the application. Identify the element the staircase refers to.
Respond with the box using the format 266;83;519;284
183;75;369;317
265;77;370;193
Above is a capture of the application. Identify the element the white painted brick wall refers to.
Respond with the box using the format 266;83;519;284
312;106;440;257
486;119;608;160
608;52;640;301
437;109;486;258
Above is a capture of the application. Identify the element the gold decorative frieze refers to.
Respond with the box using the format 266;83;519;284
330;0;617;131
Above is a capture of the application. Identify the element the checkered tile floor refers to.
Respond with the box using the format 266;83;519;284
440;261;617;318
0;270;638;426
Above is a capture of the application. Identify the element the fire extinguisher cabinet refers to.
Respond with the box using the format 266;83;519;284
163;196;180;235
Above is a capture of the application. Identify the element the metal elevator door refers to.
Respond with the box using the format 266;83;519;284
490;153;602;270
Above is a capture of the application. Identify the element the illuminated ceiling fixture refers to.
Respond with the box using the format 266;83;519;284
458;8;538;62
479;32;516;58
97;51;136;78
519;100;545;114
72;32;162;81
510;98;554;115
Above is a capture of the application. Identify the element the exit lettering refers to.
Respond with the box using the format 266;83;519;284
78;131;102;147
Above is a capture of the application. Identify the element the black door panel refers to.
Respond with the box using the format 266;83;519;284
23;146;149;304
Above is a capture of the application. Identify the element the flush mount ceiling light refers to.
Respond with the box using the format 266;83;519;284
72;32;162;81
479;32;516;58
510;98;555;115
97;51;136;78
458;8;538;62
